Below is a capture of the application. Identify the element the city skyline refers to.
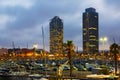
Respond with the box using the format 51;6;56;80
0;0;120;51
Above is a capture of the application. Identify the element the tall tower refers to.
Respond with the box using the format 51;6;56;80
83;7;99;54
50;16;63;54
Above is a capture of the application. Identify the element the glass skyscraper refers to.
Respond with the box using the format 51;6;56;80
50;16;63;54
83;7;99;54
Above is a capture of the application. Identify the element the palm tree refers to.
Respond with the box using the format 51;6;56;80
110;43;119;75
67;40;74;77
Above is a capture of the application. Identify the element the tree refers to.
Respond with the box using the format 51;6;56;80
110;43;119;75
67;40;74;77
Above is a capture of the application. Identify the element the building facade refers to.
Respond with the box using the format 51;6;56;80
83;7;99;54
50;16;63;54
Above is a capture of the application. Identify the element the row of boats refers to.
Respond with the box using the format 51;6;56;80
0;60;50;80
0;58;118;80
0;67;49;80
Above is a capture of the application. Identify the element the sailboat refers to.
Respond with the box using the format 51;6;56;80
29;26;49;79
29;44;43;78
41;26;50;78
8;42;29;76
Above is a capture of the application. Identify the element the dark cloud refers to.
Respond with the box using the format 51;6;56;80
105;0;120;9
0;0;120;50
64;23;81;40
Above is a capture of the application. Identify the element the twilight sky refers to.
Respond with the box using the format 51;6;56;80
0;0;120;51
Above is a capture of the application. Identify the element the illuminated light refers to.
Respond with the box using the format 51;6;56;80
90;35;96;37
26;53;33;57
89;39;96;41
94;16;97;18
89;27;97;30
100;37;108;42
33;43;38;49
89;45;95;47
118;57;120;61
100;37;107;41
83;28;86;30
83;33;86;35
35;53;39;57
48;54;54;57
21;53;25;57
9;54;11;57
100;36;108;63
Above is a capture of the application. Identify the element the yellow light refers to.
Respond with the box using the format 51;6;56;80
35;53;39;57
100;37;108;42
33;43;38;49
26;53;33;57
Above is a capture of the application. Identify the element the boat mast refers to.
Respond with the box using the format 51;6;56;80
42;26;47;76
42;26;45;52
12;41;15;50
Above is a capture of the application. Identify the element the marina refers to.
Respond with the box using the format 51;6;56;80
0;58;119;80
0;0;120;80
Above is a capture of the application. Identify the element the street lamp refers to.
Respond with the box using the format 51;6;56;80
33;43;38;58
100;37;108;52
33;43;38;73
100;37;108;64
33;43;38;49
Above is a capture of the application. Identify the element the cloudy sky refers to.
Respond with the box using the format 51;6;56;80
0;0;120;51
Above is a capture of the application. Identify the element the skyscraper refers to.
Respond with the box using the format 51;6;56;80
50;16;63;54
83;7;99;54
